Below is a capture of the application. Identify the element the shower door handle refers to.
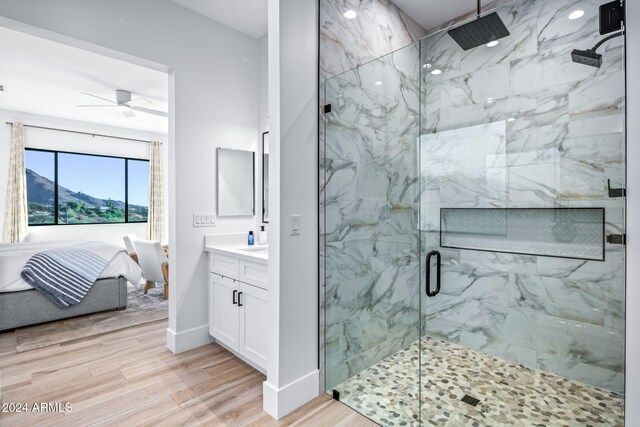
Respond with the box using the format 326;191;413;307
425;250;441;297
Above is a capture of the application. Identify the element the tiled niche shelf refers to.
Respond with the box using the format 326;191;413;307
440;208;605;261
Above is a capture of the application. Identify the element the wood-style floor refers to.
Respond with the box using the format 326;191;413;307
0;320;374;426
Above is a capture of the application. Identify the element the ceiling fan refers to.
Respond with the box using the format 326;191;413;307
77;89;168;118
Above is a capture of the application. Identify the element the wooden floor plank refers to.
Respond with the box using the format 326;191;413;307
0;320;370;426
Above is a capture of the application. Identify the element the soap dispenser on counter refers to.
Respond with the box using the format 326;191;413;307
257;225;268;245
248;230;255;245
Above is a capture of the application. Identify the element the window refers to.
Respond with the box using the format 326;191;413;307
25;150;55;225
25;149;149;226
127;159;150;222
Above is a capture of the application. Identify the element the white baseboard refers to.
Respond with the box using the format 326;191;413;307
263;370;320;419
166;324;213;354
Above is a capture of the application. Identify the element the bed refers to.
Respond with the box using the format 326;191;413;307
0;241;141;331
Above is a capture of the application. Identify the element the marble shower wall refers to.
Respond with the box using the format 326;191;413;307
320;0;427;81
323;44;422;390
419;0;625;392
319;0;426;390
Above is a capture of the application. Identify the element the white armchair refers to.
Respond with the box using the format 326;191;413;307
134;240;169;300
123;234;139;265
123;234;138;254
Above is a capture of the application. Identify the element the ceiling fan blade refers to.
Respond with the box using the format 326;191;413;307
131;106;168;117
128;97;151;106
123;109;135;118
77;104;117;107
81;93;116;104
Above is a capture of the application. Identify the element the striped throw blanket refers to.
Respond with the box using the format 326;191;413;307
21;247;109;308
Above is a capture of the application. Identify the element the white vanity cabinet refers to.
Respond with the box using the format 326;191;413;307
207;247;269;371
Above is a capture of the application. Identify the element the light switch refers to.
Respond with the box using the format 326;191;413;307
290;214;301;236
193;213;216;228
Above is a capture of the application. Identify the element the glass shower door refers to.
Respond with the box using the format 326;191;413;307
419;0;626;424
322;42;424;425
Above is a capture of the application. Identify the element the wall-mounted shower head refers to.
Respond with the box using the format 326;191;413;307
571;49;602;68
571;31;623;68
447;0;510;51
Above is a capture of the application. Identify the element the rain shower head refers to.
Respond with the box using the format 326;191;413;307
571;49;602;68
448;12;510;50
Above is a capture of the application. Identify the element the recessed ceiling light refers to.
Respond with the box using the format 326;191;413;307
568;10;584;20
344;9;357;19
486;40;499;47
423;63;432;69
431;69;442;75
507;117;515;122
374;81;383;86
486;97;494;103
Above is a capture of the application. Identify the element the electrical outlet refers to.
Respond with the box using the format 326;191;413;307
193;213;216;227
290;214;301;236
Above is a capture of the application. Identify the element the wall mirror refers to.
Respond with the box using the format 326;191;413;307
217;147;255;216
262;132;269;223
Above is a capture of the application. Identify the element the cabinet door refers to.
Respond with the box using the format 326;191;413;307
238;282;269;369
209;274;239;351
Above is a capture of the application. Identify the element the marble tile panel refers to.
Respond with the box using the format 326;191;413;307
569;71;625;120
320;0;425;81
485;83;571;130
437;104;484;131
536;0;602;52
554;160;605;200
440;63;510;109
323;159;358;203
536;123;569;164
509;50;596;96
458;251;537;275
508;163;557;202
568;114;624;138
536;353;624;393
511;274;607;325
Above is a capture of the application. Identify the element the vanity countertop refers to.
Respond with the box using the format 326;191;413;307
204;243;268;264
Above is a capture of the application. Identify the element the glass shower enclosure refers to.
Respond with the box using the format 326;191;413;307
322;0;626;424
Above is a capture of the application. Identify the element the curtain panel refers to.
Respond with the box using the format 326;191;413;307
3;123;28;243
147;140;164;242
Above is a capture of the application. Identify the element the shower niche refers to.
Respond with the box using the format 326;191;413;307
440;207;606;261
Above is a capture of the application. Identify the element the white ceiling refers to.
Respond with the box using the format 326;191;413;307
170;0;268;39
0;27;168;134
392;0;477;31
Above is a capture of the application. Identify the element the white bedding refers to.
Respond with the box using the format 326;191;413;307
0;241;142;293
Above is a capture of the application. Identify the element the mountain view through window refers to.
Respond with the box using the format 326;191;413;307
25;149;149;225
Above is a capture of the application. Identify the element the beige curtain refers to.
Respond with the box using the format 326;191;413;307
3;123;28;243
147;140;164;242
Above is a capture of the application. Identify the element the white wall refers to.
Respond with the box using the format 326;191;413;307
0;109;168;246
263;0;319;419
0;0;261;353
626;0;639;423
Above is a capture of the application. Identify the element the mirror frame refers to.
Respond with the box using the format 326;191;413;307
262;131;269;223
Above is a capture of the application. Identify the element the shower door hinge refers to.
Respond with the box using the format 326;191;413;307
324;104;332;114
606;234;626;245
607;179;626;198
